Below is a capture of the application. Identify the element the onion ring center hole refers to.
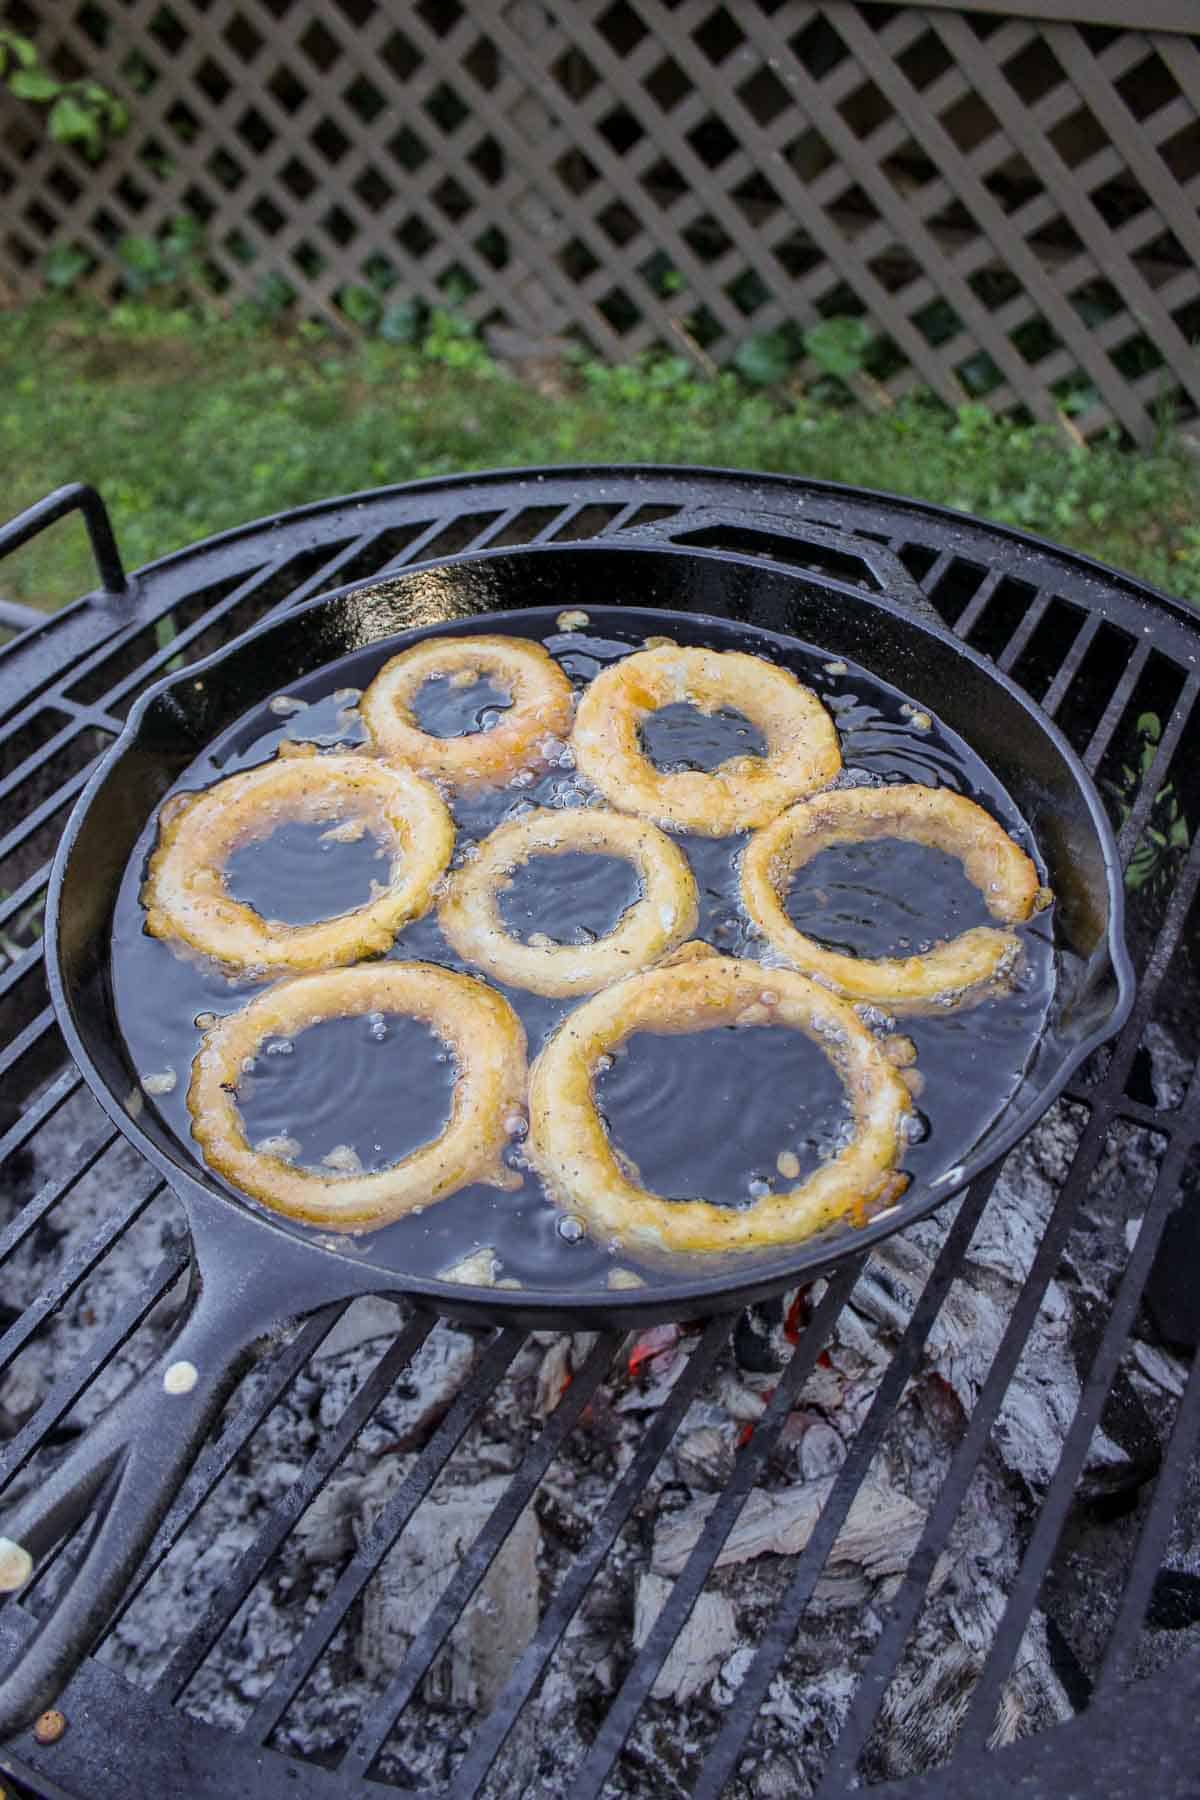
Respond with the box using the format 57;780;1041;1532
785;837;996;958
497;850;642;945
639;702;767;774
411;674;513;739
594;1025;851;1204
233;1013;456;1174
224;820;391;926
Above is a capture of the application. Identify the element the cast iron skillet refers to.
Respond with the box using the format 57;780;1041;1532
0;540;1133;1735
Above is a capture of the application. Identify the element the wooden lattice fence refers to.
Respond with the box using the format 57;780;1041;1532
1;0;1198;443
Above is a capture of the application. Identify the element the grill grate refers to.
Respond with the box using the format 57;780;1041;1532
1;467;1199;1798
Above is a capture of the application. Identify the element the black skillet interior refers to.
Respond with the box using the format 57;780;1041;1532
54;540;1133;1325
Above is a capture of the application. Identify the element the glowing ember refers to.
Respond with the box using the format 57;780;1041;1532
628;1323;681;1380
784;1287;812;1344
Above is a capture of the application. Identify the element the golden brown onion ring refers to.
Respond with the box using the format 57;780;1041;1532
439;807;699;997
528;948;911;1254
143;749;454;977
360;634;575;789
188;963;527;1229
571;645;841;836
741;783;1044;1012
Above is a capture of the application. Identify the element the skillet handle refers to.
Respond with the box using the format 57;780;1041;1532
623;501;940;624
0;1257;290;1737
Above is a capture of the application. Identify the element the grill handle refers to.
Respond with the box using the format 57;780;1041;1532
623;502;939;624
0;1201;362;1738
0;483;133;606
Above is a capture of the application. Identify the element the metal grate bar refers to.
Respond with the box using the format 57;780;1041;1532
154;1312;436;1701
0;1171;163;1374
341;1329;625;1777
950;569;1005;642
440;508;527;557
450;1315;736;1800
360;516;473;579
530;505;581;543
816;841;1200;1788
569;1268;859;1800
1094;1340;1200;1698
957;1072;1200;1748
1082;639;1152;776
0;861;52;932
0;942;43;1007
243;1325;525;1742
0;1067;80;1166
611;500;669;535
814;1164;1115;1784
0;1128;116;1265
696;1164;1005;1800
42;564;267;713
1025;610;1100;719
916;550;956;612
55;694;125;737
0;716;93;808
1107;1096;1184;1134
0;1248;188;1497
0;1007;59;1088
265;538;400;616
0;766;94;866
996;593;1053;677
112;1305;350;1631
1113;672;1200;863
92;559;322;712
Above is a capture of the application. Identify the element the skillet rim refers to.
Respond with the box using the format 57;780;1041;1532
44;538;1136;1319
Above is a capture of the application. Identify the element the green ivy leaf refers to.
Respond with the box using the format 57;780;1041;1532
732;330;794;387
379;298;423;345
10;68;63;101
340;284;382;328
48;94;99;146
0;32;39;72
802;316;874;381
1125;845;1158;891
43;243;92;290
120;233;164;273
252;273;296;321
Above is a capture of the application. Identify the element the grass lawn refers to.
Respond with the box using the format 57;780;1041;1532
3;298;1199;611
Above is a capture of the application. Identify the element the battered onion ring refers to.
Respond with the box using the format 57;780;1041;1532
439;808;699;997
741;783;1044;1012
143;749;454;977
571;645;841;836
188;963;527;1229
528;948;911;1254
360;634;575;789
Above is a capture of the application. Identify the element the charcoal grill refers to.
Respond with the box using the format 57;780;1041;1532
1;466;1198;1799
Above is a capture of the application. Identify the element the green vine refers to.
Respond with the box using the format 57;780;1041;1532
0;29;128;157
1105;712;1191;895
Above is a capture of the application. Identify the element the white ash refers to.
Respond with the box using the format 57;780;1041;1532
1129;1340;1188;1400
357;1475;541;1711
653;1474;928;1606
634;1573;738;1702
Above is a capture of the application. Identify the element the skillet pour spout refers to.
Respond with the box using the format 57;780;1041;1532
0;541;1132;1736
